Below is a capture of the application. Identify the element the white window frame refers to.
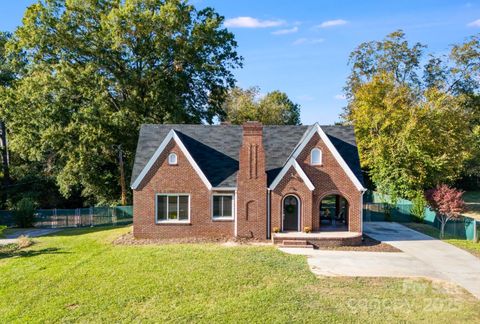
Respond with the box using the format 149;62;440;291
310;148;322;166
211;193;235;221
168;152;178;165
155;193;190;224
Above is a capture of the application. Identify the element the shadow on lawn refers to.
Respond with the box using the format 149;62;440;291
46;225;131;237
0;246;67;260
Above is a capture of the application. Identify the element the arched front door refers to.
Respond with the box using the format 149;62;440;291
283;195;299;231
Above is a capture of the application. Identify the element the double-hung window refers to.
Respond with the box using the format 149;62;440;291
156;194;189;223
212;194;234;220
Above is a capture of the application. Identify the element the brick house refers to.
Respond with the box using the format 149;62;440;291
131;122;367;246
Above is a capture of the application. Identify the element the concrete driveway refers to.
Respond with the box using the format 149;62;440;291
281;222;480;299
0;228;60;245
365;222;480;299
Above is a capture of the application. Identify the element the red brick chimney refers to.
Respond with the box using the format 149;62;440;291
236;121;267;238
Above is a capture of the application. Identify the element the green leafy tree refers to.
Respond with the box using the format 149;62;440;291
222;86;300;125
0;32;15;187
346;31;480;198
3;0;241;205
349;73;472;200
345;30;425;103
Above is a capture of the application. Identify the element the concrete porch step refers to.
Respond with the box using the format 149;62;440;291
279;240;314;248
280;243;314;249
281;239;308;245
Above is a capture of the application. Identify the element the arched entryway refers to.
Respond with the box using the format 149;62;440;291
282;195;300;231
319;194;349;230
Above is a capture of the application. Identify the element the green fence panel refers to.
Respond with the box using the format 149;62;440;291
363;191;477;241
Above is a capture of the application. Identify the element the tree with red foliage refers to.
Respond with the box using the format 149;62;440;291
425;185;465;238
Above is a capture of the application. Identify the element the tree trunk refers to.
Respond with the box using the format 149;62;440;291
0;120;9;184
117;145;127;206
440;221;446;239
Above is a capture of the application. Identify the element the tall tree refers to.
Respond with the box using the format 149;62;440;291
0;31;16;196
346;31;480;198
222;86;301;125
3;0;242;205
345;30;425;103
349;73;473;200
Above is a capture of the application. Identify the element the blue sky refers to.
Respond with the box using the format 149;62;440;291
1;1;480;124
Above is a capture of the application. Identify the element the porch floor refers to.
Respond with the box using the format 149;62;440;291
272;231;363;247
273;231;360;239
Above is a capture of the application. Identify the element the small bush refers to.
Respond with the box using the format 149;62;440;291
273;227;280;233
13;198;38;228
0;225;6;237
411;193;426;222
304;226;312;233
17;235;34;249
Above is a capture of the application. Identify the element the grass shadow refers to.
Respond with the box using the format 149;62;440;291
0;245;68;260
43;225;132;237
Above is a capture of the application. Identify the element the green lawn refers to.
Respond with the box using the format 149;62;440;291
464;191;480;220
404;222;480;258
1;226;479;323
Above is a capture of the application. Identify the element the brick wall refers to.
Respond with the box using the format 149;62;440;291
236;122;268;238
270;166;313;232
133;140;234;239
297;132;362;232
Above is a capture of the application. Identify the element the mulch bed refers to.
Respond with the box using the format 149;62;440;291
113;232;400;252
113;232;267;246
316;235;401;252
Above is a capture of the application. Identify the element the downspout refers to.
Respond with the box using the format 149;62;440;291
360;189;366;234
267;189;271;240
234;188;238;237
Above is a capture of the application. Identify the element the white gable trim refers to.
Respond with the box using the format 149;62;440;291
269;158;315;191
131;129;212;190
292;123;366;192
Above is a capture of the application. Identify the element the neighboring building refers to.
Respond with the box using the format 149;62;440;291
131;122;366;247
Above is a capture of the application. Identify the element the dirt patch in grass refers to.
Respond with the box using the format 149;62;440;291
317;235;401;252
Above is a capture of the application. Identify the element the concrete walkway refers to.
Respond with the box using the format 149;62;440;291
0;228;60;245
281;222;480;299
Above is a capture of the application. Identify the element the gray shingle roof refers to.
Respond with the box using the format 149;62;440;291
131;124;364;188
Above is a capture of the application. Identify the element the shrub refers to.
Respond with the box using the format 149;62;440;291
0;225;6;237
17;235;34;249
13;198;38;228
273;227;280;233
410;193;426;222
304;226;312;233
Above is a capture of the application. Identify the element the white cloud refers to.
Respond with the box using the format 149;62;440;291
334;94;346;100
293;38;324;45
272;26;299;35
468;19;480;27
224;16;285;28
317;19;348;28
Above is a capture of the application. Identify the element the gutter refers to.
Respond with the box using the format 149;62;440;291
267;189;271;240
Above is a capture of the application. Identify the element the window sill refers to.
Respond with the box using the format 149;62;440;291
212;217;234;222
155;221;191;225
